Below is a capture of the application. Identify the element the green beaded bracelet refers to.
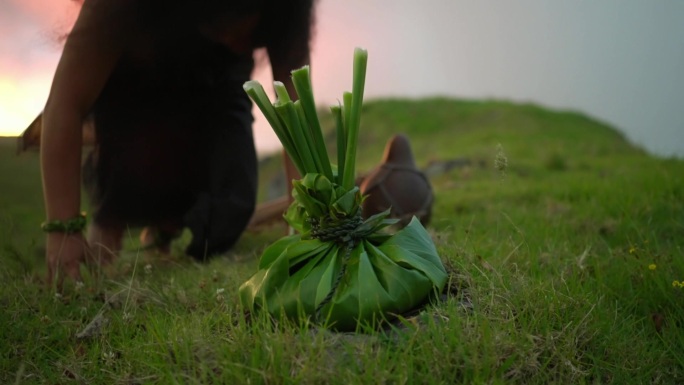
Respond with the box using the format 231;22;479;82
41;213;87;233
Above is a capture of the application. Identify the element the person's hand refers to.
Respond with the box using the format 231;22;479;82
46;232;89;288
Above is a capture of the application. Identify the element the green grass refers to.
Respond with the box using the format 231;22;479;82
1;97;683;384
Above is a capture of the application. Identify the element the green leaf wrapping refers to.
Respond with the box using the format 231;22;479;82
240;48;447;331
239;173;447;331
239;217;447;331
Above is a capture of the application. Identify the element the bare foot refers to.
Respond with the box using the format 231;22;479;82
140;224;181;255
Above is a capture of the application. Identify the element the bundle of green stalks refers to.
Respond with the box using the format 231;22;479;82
243;48;367;191
240;48;446;331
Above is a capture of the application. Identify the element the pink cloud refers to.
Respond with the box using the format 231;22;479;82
0;1;78;135
0;0;76;75
6;0;78;29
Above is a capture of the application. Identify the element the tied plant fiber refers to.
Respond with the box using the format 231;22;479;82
240;48;447;331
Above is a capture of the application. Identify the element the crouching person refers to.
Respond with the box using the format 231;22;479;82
40;0;315;285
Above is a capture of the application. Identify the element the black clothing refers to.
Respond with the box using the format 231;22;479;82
83;28;257;259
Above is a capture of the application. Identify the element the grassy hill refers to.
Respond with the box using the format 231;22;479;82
1;98;682;384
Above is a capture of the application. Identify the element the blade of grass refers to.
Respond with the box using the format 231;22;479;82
294;101;325;174
342;91;352;137
243;81;299;167
331;104;345;185
273;82;312;175
274;81;292;104
341;91;352;185
274;101;316;174
342;48;368;189
291;66;334;181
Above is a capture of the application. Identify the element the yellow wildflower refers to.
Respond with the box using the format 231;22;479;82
648;264;656;270
673;280;680;288
629;246;637;254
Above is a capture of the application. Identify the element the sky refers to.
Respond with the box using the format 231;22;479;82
1;0;683;157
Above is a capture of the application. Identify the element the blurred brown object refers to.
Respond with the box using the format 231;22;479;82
17;113;95;153
249;134;436;230
652;312;665;334
247;195;290;230
359;134;433;226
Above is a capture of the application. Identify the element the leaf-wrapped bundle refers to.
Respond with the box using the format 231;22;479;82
239;48;447;330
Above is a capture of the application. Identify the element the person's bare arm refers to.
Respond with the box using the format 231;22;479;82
42;0;136;286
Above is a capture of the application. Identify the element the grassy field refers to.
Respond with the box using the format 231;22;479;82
1;97;682;384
